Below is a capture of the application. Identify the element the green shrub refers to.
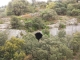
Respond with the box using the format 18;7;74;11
54;2;66;8
25;17;46;32
67;10;72;16
54;2;67;15
32;17;45;30
0;31;8;46
11;16;23;29
61;7;67;15
67;4;74;11
23;33;73;60
67;3;80;16
55;8;62;15
41;9;58;21
55;7;67;15
42;29;50;36
25;21;32;28
59;23;66;29
25;21;33;32
71;9;80;16
73;3;80;9
58;30;66;38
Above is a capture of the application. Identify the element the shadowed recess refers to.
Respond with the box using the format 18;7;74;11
35;32;43;41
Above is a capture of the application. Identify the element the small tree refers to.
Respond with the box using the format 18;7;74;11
6;0;29;16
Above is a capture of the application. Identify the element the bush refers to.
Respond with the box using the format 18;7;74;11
73;3;80;9
71;9;80;16
67;10;72;16
54;2;67;15
67;3;80;16
67;4;74;11
61;7;67;15
55;7;67;15
42;29;50;36
23;33;73;60
0;31;8;46
25;21;33;32
55;8;62;15
67;9;80;16
59;23;66;29
58;30;66;38
11;16;24;29
46;2;56;9
41;9;58;21
32;17;45;30
0;37;25;60
25;17;46;32
54;2;66;8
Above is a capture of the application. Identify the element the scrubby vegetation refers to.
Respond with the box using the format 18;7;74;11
0;0;80;60
0;30;80;60
25;17;46;32
40;9;58;21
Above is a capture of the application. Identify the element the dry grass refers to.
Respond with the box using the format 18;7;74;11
59;15;73;21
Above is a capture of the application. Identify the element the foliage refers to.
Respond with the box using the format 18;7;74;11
36;2;47;9
70;32;80;55
67;4;74;11
0;31;8;46
71;9;80;16
67;9;80;16
32;17;45;30
6;0;29;16
41;9;58;21
54;2;66;8
55;7;67;15
27;5;36;13
42;29;50;36
59;22;66;29
22;33;73;60
67;3;80;16
58;30;66;38
1;32;80;60
25;17;45;32
54;2;67;15
46;2;56;9
0;0;80;60
11;16;24;29
65;0;77;4
0;37;25;60
0;7;7;18
67;10;72;16
72;3;80;9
